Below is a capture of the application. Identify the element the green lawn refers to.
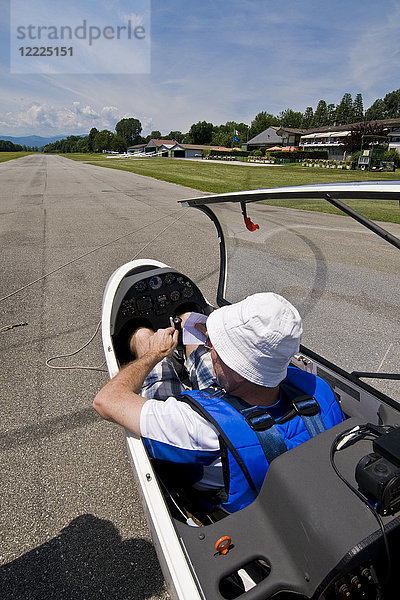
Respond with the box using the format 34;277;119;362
258;196;400;223
60;154;400;223
0;152;32;163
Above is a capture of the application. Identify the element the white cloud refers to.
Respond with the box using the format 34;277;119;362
0;101;123;134
2;1;399;137
118;12;146;28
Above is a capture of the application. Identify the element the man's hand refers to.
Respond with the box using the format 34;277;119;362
147;326;179;360
93;326;179;435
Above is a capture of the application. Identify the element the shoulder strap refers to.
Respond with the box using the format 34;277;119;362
279;382;326;437
221;396;288;464
178;381;328;497
178;388;259;496
180;388;288;470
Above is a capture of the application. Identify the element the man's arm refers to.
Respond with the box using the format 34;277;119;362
93;327;178;435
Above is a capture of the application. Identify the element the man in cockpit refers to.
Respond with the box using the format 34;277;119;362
94;293;343;512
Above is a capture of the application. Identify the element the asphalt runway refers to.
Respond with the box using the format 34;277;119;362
1;154;399;599
0;154;216;600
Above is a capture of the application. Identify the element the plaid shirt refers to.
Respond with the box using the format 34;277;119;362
141;345;217;400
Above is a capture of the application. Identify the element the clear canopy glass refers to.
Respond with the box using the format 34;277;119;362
183;185;400;401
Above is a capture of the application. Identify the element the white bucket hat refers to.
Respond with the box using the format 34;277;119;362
206;293;303;387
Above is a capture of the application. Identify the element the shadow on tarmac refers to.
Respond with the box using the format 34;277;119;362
0;408;100;451
0;514;166;599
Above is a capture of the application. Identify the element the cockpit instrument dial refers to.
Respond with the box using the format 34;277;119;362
134;281;147;292
164;273;176;285
149;276;163;290
182;284;194;298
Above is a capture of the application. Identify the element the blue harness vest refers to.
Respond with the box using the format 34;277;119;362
178;366;344;513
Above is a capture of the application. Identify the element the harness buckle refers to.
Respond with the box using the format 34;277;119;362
292;395;320;417
242;407;275;431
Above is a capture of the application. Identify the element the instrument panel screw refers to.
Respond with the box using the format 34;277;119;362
146;473;152;481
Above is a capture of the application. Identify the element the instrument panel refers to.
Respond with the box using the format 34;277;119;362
111;266;209;337
120;273;196;319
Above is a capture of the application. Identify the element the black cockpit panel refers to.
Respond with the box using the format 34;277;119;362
110;266;211;365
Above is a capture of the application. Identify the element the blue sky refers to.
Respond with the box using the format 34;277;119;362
1;0;400;136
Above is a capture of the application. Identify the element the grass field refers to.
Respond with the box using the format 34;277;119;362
0;152;32;163
61;154;400;223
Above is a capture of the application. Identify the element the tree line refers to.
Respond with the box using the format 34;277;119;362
9;88;400;154
0;139;39;152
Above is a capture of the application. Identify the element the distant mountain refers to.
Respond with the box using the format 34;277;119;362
0;134;87;148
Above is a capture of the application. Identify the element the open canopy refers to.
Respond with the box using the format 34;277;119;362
180;182;400;402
